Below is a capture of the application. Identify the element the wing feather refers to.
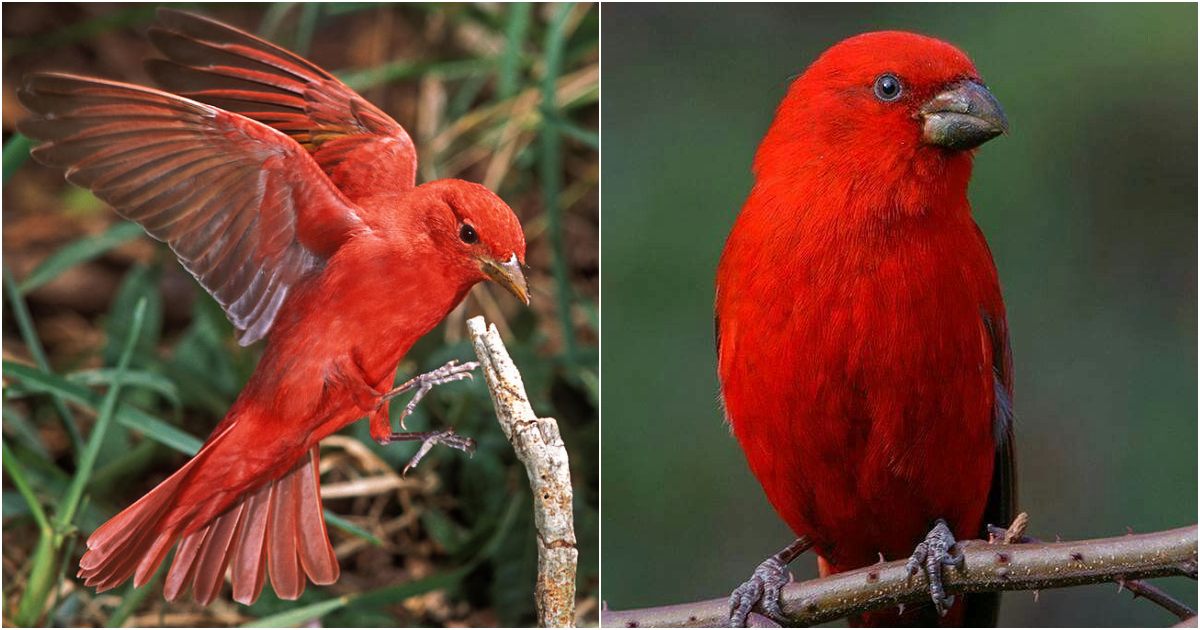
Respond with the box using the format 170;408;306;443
146;9;417;201
18;73;366;345
968;306;1017;626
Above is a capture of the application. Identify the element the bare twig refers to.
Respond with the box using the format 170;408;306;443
468;316;578;627
987;521;1197;621
601;525;1197;628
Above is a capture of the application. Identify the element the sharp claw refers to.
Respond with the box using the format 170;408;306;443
906;519;961;617
388;429;475;475
728;556;790;627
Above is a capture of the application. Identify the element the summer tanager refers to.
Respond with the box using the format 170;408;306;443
18;10;528;605
716;32;1014;626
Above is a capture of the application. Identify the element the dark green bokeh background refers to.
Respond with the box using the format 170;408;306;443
601;3;1197;626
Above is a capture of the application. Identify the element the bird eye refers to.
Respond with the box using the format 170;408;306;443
873;74;902;101
459;224;479;244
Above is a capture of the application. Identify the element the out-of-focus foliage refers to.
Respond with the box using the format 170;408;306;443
600;3;1195;627
2;3;597;627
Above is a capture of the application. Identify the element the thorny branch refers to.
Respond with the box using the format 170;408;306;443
468;316;578;628
600;524;1197;628
985;523;1197;622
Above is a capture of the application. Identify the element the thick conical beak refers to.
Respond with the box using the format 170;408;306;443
481;253;529;305
920;80;1009;150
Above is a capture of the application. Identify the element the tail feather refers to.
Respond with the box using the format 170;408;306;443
192;502;245;605
78;464;186;577
164;521;210;600
296;447;339;584
79;443;339;605
79;479;183;589
133;529;177;587
231;482;272;605
268;457;305;600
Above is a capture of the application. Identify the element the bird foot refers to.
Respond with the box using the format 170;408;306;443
379;359;479;429
378;429;476;475
728;555;790;627
728;537;811;627
905;519;964;616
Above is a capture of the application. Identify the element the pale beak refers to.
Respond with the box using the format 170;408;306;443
481;253;529;305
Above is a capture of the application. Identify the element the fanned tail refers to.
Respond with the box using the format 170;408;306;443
78;445;339;605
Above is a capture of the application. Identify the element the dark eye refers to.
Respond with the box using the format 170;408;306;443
873;74;902;101
459;224;479;244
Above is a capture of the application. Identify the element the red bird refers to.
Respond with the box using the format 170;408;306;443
18;10;528;605
716;32;1014;626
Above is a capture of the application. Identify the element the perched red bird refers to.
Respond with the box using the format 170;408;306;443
18;10;528;605
715;32;1013;626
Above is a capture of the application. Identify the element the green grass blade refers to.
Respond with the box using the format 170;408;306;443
67;369;180;408
541;3;579;366
2;440;51;531
557;118;599;150
2;403;53;461
3;361;202;456
293;3;320;56
258;2;297;39
7;368;181;408
3;267;84;455
18;222;144;294
338;58;493;92
88;439;158;490
347;567;473;609
104;561;165;628
241;596;351;628
15;532;58;625
498;3;532;99
48;536;78;623
56;298;147;528
4;5;157;56
3;133;33;185
324;511;383;546
11;296;144;625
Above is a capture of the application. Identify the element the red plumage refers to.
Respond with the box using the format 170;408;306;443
716;32;1015;626
19;10;528;606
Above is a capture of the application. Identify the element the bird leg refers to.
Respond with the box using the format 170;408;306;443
728;536;813;627
384;429;476;475
905;519;964;616
371;359;480;473
378;359;480;429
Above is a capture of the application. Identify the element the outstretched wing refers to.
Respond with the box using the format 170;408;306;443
18;73;367;346
145;8;417;202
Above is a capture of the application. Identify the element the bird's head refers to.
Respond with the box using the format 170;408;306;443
756;31;1007;207
405;179;529;304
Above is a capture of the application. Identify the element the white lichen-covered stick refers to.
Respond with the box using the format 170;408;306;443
468;316;578;628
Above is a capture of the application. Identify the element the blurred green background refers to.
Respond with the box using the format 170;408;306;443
3;3;596;627
601;3;1196;626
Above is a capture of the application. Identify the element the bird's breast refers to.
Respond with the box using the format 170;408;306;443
246;247;473;427
717;208;1000;565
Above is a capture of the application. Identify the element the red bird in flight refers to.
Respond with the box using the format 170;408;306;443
19;9;529;605
716;32;1013;626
